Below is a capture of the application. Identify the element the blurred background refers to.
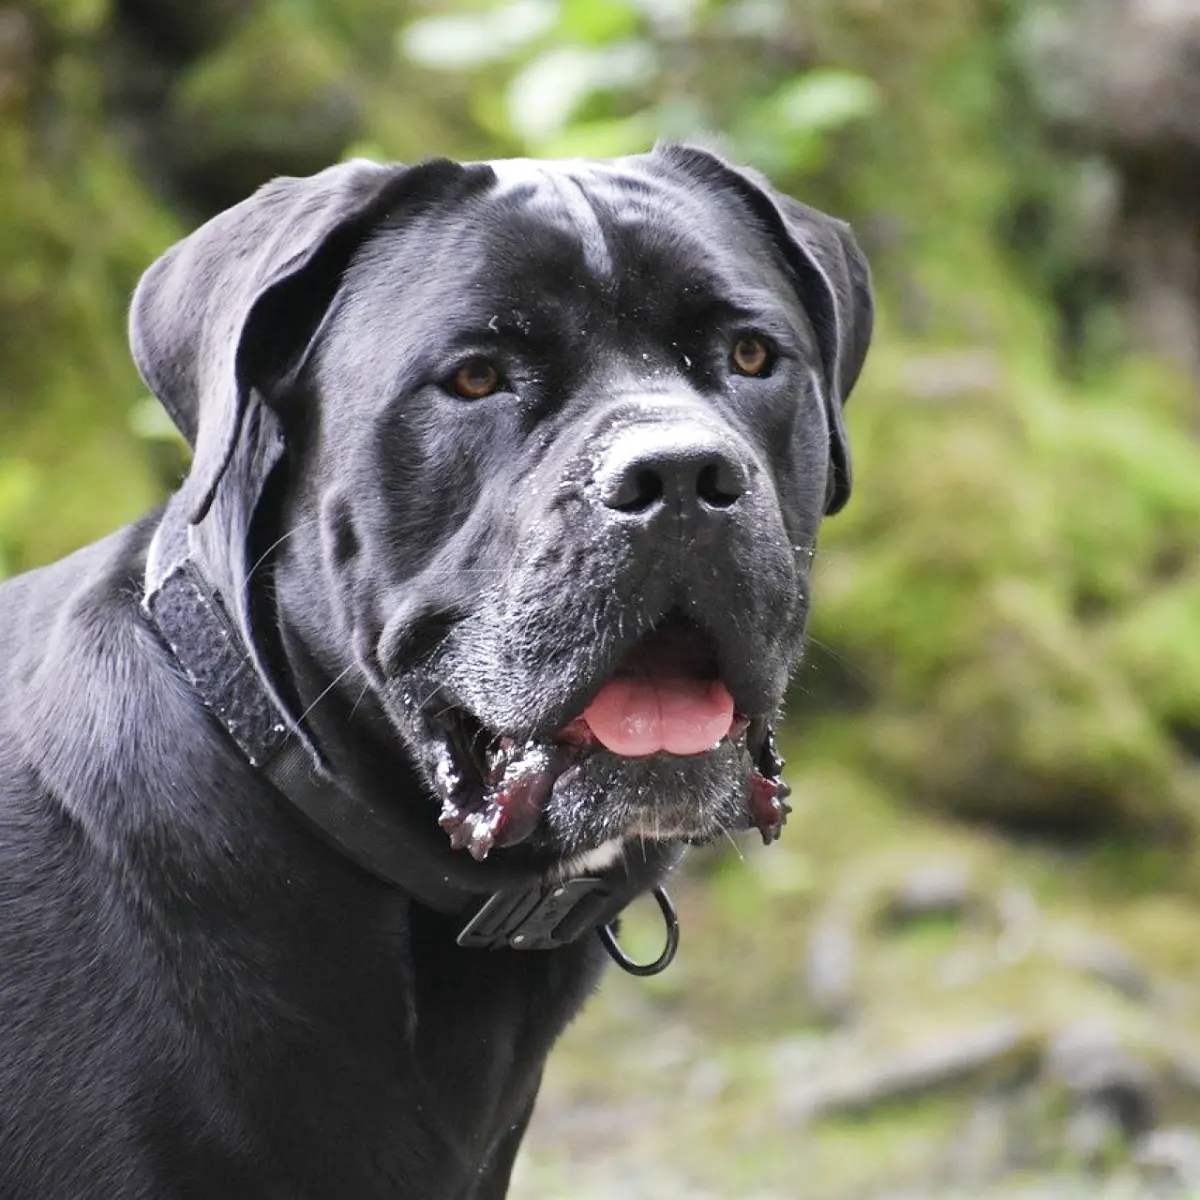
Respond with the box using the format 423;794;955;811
3;0;1200;1195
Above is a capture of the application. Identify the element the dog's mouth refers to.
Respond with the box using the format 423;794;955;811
424;617;792;861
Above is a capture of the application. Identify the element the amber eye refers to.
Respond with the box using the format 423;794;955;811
449;358;501;400
730;334;773;377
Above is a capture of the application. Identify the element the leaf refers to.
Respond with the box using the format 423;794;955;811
558;0;642;45
769;69;879;134
505;41;655;143
733;69;880;174
401;0;558;70
41;0;108;37
535;112;658;158
0;459;35;522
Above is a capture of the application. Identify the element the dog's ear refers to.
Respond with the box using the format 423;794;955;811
129;158;467;523
654;145;874;514
766;192;872;515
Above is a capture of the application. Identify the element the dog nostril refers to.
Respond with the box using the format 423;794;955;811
697;460;744;509
605;467;665;513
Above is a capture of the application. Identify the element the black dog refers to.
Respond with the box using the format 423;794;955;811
0;145;871;1198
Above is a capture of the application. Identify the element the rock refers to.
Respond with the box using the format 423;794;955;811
805;915;857;1024
1019;0;1200;160
1018;0;1200;379
782;1020;1037;1122
1169;1050;1200;1098
943;1093;1013;1182
1047;930;1153;1002
1134;1126;1200;1191
896;351;1002;404
995;887;1040;965
880;859;975;927
1063;1097;1126;1169
1043;1023;1157;1137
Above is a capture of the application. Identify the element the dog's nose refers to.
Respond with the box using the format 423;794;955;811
596;426;750;517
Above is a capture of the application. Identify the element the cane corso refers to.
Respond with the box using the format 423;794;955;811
0;145;871;1197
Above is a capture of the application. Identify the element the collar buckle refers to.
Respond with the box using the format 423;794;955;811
457;877;612;951
458;878;682;978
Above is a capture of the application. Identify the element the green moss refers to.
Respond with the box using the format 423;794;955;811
807;337;1200;835
805;1094;976;1195
170;5;361;187
0;17;176;575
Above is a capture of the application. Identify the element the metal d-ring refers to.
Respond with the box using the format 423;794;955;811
598;885;679;977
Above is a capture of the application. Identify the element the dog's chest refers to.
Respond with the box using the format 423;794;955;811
213;907;605;1197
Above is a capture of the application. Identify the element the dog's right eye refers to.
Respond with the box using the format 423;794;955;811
449;358;501;400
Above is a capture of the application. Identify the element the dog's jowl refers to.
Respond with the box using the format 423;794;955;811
0;146;871;1198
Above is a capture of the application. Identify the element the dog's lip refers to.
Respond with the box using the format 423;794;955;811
430;705;788;862
421;616;791;861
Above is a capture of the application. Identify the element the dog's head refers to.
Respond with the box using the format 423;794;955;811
131;146;871;870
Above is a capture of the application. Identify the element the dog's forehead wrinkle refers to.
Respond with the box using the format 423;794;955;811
482;157;791;313
488;159;615;280
336;177;805;395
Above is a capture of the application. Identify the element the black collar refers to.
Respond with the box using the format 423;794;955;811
141;514;681;972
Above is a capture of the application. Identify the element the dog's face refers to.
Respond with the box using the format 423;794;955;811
131;146;872;870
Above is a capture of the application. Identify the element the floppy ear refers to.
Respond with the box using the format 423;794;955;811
654;145;874;514
767;192;872;514
129;157;467;523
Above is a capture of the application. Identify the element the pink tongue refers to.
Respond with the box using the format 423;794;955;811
581;677;736;757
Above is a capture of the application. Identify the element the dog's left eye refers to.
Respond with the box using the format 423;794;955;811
730;334;775;378
449;358;502;400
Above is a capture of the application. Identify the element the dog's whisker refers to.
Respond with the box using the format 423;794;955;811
426;702;459;725
805;635;877;691
294;663;357;726
722;829;746;864
347;680;371;722
407;679;443;715
243;517;322;594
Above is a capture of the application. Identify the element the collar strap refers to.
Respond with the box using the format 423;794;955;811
143;548;679;959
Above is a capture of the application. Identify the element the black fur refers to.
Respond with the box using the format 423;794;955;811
0;146;871;1198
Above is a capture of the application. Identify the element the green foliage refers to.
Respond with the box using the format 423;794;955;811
813;338;1200;836
173;7;360;166
402;0;878;166
0;3;176;574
